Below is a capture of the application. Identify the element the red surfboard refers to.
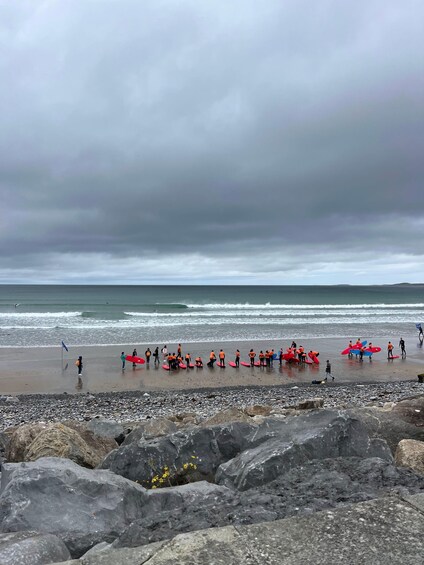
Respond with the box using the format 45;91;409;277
125;355;145;365
341;341;367;355
229;361;238;368
240;361;251;367
216;362;225;368
308;352;320;364
162;364;170;371
365;346;381;353
179;363;187;369
387;355;400;359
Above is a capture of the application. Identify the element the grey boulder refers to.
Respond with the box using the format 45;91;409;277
0;530;71;565
216;410;392;490
0;457;149;557
99;421;258;484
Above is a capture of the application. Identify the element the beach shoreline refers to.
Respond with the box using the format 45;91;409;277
0;336;423;395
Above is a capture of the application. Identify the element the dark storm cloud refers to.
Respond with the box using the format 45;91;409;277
0;0;423;283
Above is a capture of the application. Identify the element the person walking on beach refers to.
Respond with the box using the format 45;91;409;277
132;349;137;368
235;349;240;367
121;352;126;370
153;347;159;365
325;360;334;380
399;338;406;358
387;342;394;359
145;347;151;364
75;356;83;376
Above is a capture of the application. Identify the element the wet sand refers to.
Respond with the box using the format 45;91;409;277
1;336;423;395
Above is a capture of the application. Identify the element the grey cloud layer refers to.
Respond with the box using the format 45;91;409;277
1;0;423;282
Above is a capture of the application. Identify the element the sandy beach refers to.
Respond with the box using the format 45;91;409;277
0;336;423;395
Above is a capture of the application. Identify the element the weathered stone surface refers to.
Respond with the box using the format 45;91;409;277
243;405;272;417
391;396;424;426
99;421;258;483
395;439;424;474
5;423;48;462
121;418;178;446
347;406;424;453
85;419;127;444
202;407;252;426
112;456;424;549
44;496;424;565
5;422;117;468
24;423;115;468
242;496;424;564
0;530;71;565
0;457;150;557
297;398;324;410
216;410;392;490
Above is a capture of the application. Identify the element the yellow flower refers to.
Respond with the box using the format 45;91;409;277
151;485;157;489
183;463;189;470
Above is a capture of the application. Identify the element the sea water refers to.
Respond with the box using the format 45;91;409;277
0;285;423;348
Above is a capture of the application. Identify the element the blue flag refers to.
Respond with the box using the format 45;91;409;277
61;341;69;352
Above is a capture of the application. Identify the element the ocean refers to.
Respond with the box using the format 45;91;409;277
0;285;423;348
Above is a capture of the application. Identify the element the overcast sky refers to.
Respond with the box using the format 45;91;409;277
1;0;423;285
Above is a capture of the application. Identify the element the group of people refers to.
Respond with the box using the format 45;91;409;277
117;342;325;372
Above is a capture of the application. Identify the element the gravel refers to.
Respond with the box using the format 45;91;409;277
1;380;423;431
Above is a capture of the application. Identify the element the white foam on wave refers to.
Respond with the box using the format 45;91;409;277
0;312;82;318
183;303;424;310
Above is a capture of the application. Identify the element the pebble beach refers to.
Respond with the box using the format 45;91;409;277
1;380;424;432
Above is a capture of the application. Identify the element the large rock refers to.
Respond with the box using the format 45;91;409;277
5;422;118;468
85;419;127;445
121;418;178;446
0;458;236;559
112;456;424;549
24;423;116;469
0;457;150;557
392;396;424;426
348;406;424;454
297;398;324;410
216;410;392;490
5;423;49;462
99;421;258;484
0;530;71;565
395;439;424;475
201;408;252;426
56;495;424;565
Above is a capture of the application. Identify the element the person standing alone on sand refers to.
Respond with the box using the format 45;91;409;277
325;360;334;380
121;352;126;370
387;342;394;359
235;349;240;367
75;356;83;376
399;338;406;358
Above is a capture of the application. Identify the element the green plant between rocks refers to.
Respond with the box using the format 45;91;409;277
140;455;199;489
